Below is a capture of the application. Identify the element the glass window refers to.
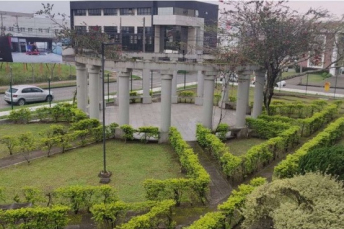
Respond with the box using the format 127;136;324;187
88;9;101;16
120;8;134;15
121;26;134;34
75;26;87;34
8;27;13;31
19;27;25;32
89;26;101;32
104;26;117;39
130;35;137;44
137;27;152;34
137;7;151;15
74;9;86;16
28;28;33;32
31;88;42;93
104;8;117;15
158;7;173;15
38;28;43;33
45;28;50;33
7;88;18;93
22;88;31;93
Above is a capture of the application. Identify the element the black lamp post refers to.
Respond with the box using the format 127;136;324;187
99;42;116;184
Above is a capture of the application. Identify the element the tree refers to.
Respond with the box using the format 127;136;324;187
219;1;344;113
241;173;344;229
36;3;121;59
18;132;35;164
0;135;18;155
298;145;344;180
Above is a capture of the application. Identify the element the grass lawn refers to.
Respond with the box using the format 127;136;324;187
0;123;54;159
226;138;266;157
0;140;183;203
300;73;326;84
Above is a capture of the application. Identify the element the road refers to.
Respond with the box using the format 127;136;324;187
0;71;197;109
1;73;343;109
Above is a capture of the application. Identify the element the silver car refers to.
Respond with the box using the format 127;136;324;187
4;85;53;106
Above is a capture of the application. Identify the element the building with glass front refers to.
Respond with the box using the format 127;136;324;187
70;1;218;54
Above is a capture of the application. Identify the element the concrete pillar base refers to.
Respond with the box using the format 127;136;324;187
142;96;152;104
172;96;178;104
114;98;118;106
115;128;124;139
159;132;169;143
237;128;248;138
195;97;203;106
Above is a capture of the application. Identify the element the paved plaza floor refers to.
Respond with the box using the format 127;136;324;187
105;102;237;141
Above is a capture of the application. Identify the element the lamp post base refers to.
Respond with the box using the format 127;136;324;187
98;171;112;184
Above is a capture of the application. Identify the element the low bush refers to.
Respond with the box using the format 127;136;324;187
120;125;136;142
137;126;159;142
8;108;31;124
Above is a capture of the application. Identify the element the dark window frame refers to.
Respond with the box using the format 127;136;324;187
121;26;134;34
120;8;134;16
104;8;117;16
88;9;101;16
74;9;86;16
137;7;151;15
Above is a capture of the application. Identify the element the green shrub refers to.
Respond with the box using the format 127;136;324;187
246;118;290;139
179;90;195;97
71;118;100;131
8;108;31;124
120;125;136;142
298;145;344;180
0;135;18;155
215;123;229;141
137;126;159;143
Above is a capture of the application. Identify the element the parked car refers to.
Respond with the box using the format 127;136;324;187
4;85;53;106
251;77;286;87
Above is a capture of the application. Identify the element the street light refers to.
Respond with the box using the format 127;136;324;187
99;42;116;184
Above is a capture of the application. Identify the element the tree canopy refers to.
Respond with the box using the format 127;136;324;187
241;173;344;229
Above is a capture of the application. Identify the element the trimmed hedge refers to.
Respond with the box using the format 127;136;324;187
116;200;175;229
274;117;344;179
187;177;266;229
246;118;290;139
143;127;210;205
0;206;70;229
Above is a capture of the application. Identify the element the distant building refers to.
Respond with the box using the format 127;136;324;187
70;1;218;54
0;11;68;54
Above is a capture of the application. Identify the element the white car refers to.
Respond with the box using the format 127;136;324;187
251;77;286;87
4;85;53;106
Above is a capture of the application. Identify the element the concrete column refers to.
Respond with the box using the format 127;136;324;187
218;74;229;107
118;70;130;126
252;70;265;118
171;70;178;104
195;70;204;105
114;71;119;106
202;72;216;130
76;63;87;113
88;65;101;119
142;68;152;104
159;71;173;143
236;72;251;128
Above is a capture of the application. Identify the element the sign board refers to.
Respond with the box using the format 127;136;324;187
0;36;62;63
324;82;330;91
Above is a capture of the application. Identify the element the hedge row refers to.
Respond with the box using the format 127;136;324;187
143;127;210;205
187;177;266;229
196;123;300;181
268;100;327;118
0;205;70;229
117;200;175;229
8;103;88;124
119;125;159;143
246;118;290;139
274;117;344;179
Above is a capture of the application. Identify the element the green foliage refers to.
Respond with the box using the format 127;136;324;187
53;185;118;214
188;178;266;228
71;118;100;131
8;108;32;124
274;117;344;178
215;123;229;141
143;127;210;205
137;126;159;143
117;200;176;229
21;186;44;206
229;96;237;102
268;102;323;118
179;90;195;97
0;205;70;229
108;122;119;139
120;124;136;142
35;107;51;122
298;145;344;180
130;91;138;96
18;132;35;163
242;173;344;229
246;118;289;139
214;93;221;105
0;135;18;155
91;201;128;228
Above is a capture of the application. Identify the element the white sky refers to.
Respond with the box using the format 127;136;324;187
0;0;343;19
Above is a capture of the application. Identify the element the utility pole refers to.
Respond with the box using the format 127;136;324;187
142;17;145;53
0;13;4;36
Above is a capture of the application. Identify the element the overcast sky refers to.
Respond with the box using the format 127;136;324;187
0;0;343;19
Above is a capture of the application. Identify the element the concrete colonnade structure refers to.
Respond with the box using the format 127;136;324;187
252;70;266;118
235;70;251;128
88;66;100;119
75;63;88;113
75;56;260;142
